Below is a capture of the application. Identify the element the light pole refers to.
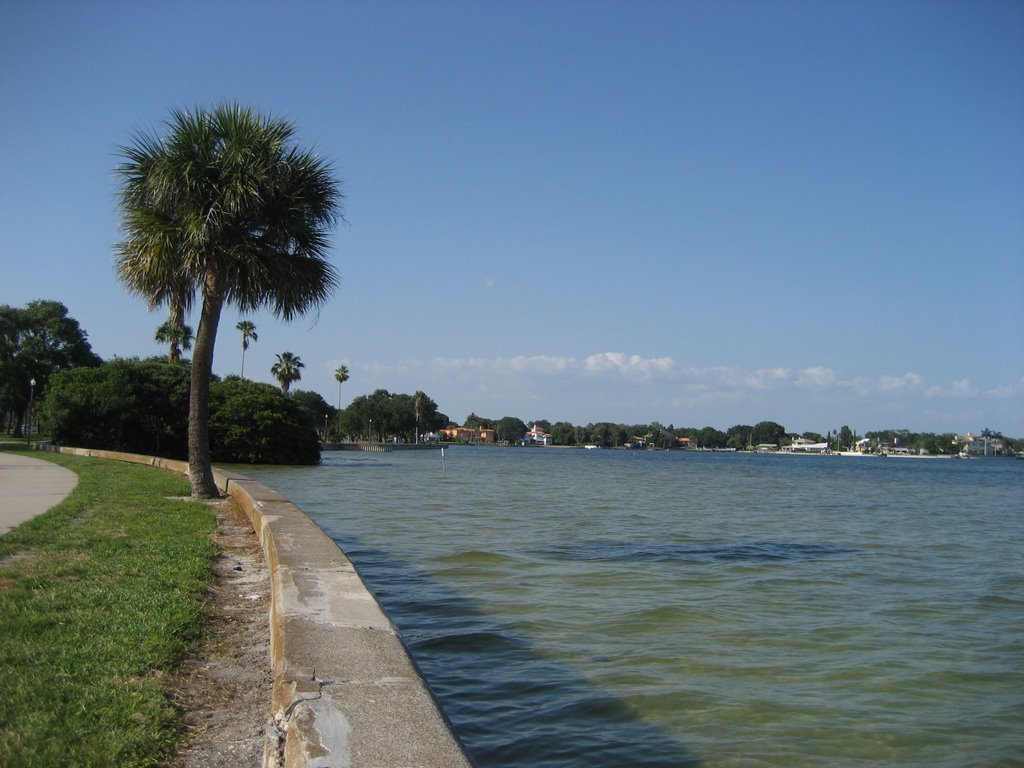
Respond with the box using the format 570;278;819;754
27;378;35;445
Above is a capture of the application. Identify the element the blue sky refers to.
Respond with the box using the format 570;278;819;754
2;0;1022;435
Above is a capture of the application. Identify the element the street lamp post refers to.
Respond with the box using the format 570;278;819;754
27;378;35;445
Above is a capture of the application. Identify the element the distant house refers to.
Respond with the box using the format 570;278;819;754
440;426;495;443
785;438;829;453
956;433;1009;456
755;443;778;453
524;424;553;445
676;437;692;449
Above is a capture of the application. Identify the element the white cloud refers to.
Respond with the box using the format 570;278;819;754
986;379;1024;399
501;354;573;373
745;367;792;389
925;378;978;398
879;373;923;391
796;366;837;388
582;352;675;378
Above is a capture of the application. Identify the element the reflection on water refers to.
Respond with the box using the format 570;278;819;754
246;448;1024;768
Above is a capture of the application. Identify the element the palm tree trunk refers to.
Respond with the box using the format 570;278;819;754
188;278;224;498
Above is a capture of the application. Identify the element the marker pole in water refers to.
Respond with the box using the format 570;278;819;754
440;445;446;475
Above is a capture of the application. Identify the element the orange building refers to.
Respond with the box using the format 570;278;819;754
440;426;495;443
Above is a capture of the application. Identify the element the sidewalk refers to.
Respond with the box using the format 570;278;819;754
0;451;78;535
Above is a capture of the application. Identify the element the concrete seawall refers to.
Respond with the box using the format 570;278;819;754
41;446;474;768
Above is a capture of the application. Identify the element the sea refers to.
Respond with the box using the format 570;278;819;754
243;447;1024;768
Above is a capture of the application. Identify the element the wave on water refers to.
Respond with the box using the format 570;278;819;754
545;540;857;564
433;550;518;567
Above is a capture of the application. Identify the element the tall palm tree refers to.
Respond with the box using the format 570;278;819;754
271;352;304;394
116;103;341;497
334;364;349;410
154;320;193;363
413;390;425;444
333;364;349;442
237;320;257;378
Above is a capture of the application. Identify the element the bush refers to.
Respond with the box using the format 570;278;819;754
41;358;190;458
41;360;320;464
208;378;320;464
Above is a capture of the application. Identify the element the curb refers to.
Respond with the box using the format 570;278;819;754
42;447;474;768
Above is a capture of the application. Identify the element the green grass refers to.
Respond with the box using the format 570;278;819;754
0;446;218;767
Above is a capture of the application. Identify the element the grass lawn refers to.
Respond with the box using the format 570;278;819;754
0;445;218;767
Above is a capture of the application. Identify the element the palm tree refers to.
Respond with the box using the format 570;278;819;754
154;320;193;363
237;320;257;378
271;352;304;394
116;103;341;497
334;364;349;410
413;390;425;444
333;364;349;440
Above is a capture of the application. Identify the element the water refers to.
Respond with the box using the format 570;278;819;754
244;448;1024;767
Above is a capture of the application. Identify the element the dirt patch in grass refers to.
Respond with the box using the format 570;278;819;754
168;498;272;768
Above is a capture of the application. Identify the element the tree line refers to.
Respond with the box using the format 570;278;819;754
5;300;1021;459
451;415;1024;454
455;416;793;450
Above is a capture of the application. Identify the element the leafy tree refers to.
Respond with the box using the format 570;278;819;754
115;103;341;497
838;425;854;450
725;424;753;450
41;358;191;457
290;389;335;437
340;389;447;442
237;320;257;378
695;426;728;449
495;416;528;444
464;413;493;430
42;361;319;463
750;420;787;447
549;421;579;446
271;352;304;394
0;300;101;435
588;422;628;448
208;378;320;464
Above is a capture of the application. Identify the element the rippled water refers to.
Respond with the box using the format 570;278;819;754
244;448;1024;767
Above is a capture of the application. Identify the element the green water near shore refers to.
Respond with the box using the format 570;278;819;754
246;448;1024;767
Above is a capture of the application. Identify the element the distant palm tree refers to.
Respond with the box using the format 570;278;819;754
413;391;425;444
116;103;341;497
332;364;349;441
334;364;349;410
237;320;257;378
272;352;304;394
154;320;193;363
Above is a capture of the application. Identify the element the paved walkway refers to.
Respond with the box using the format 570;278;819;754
0;451;78;536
